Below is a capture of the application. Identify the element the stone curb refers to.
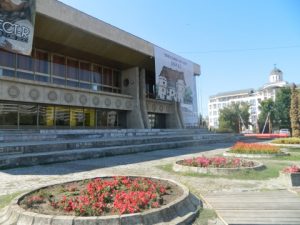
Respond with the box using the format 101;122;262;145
173;159;265;175
0;176;201;225
223;151;288;158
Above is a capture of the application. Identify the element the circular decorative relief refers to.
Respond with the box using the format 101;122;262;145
79;95;88;105
159;104;164;112
104;98;111;107
64;93;73;103
92;96;100;106
8;86;20;98
48;91;58;101
115;99;122;108
29;89;40;100
125;100;132;109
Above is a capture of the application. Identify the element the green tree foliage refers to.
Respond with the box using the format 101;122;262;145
218;102;250;133
290;84;300;137
274;87;291;130
258;99;275;133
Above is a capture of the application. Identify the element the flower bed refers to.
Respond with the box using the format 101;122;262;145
173;156;264;175
280;165;300;187
1;176;201;225
224;142;287;158
272;137;300;145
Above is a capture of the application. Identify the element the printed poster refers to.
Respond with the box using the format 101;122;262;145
154;46;198;127
0;0;36;55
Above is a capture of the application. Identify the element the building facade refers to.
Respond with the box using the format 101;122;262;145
0;0;200;130
208;66;288;130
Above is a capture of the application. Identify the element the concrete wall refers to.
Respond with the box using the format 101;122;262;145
121;67;144;128
0;77;133;111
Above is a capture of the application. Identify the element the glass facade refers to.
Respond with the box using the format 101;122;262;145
148;113;166;128
0;101;125;129
0;48;121;94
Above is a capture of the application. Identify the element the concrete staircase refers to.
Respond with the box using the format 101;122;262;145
0;129;236;169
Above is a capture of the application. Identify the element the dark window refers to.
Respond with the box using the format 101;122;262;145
0;102;18;129
67;58;79;80
0;49;15;68
92;65;102;84
35;50;49;74
113;70;121;88
19;104;37;128
17;71;34;80
103;68;112;86
17;54;34;71
79;62;91;82
55;106;70;127
52;77;65;85
52;55;66;78
35;74;49;83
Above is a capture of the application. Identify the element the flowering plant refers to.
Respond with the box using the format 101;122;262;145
282;165;300;174
179;156;254;168
50;176;167;216
230;142;281;154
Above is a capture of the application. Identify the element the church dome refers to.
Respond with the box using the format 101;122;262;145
269;65;283;83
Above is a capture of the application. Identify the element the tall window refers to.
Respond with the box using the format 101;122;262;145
17;54;34;80
35;50;49;74
103;68;112;92
92;65;102;91
0;49;15;68
79;62;91;89
34;50;49;82
66;58;79;87
52;54;66;85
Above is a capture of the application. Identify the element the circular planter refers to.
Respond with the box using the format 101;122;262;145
279;171;300;187
0;176;201;225
173;159;264;175
223;151;289;158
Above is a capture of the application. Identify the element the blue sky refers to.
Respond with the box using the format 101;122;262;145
60;0;300;117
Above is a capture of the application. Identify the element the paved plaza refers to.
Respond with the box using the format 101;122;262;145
1;142;300;224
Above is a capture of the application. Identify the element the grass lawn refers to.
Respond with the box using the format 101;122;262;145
0;192;23;209
285;148;300;153
193;208;217;225
157;161;289;180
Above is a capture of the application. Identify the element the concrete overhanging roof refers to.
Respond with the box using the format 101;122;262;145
35;0;200;74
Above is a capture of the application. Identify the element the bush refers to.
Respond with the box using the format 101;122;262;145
272;137;300;144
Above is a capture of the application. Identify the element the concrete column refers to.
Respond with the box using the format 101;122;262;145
139;68;151;128
121;67;144;128
166;101;183;128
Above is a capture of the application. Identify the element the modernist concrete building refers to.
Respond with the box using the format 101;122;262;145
208;66;288;130
0;0;201;129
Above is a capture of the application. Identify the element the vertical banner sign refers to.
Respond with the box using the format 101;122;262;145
0;0;36;55
154;46;198;127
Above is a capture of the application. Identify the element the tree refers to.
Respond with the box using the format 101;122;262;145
258;99;275;133
218;102;250;133
290;84;300;137
274;87;291;130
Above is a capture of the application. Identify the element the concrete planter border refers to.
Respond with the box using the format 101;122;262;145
223;151;288;159
279;171;300;187
0;176;201;225
173;159;264;175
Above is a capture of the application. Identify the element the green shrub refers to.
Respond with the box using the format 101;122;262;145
272;137;300;144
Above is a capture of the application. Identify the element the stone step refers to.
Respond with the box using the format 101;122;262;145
0;128;209;142
0;133;231;156
0;137;233;169
0;134;194;156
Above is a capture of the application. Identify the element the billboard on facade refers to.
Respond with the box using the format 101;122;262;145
0;0;36;55
154;46;198;127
